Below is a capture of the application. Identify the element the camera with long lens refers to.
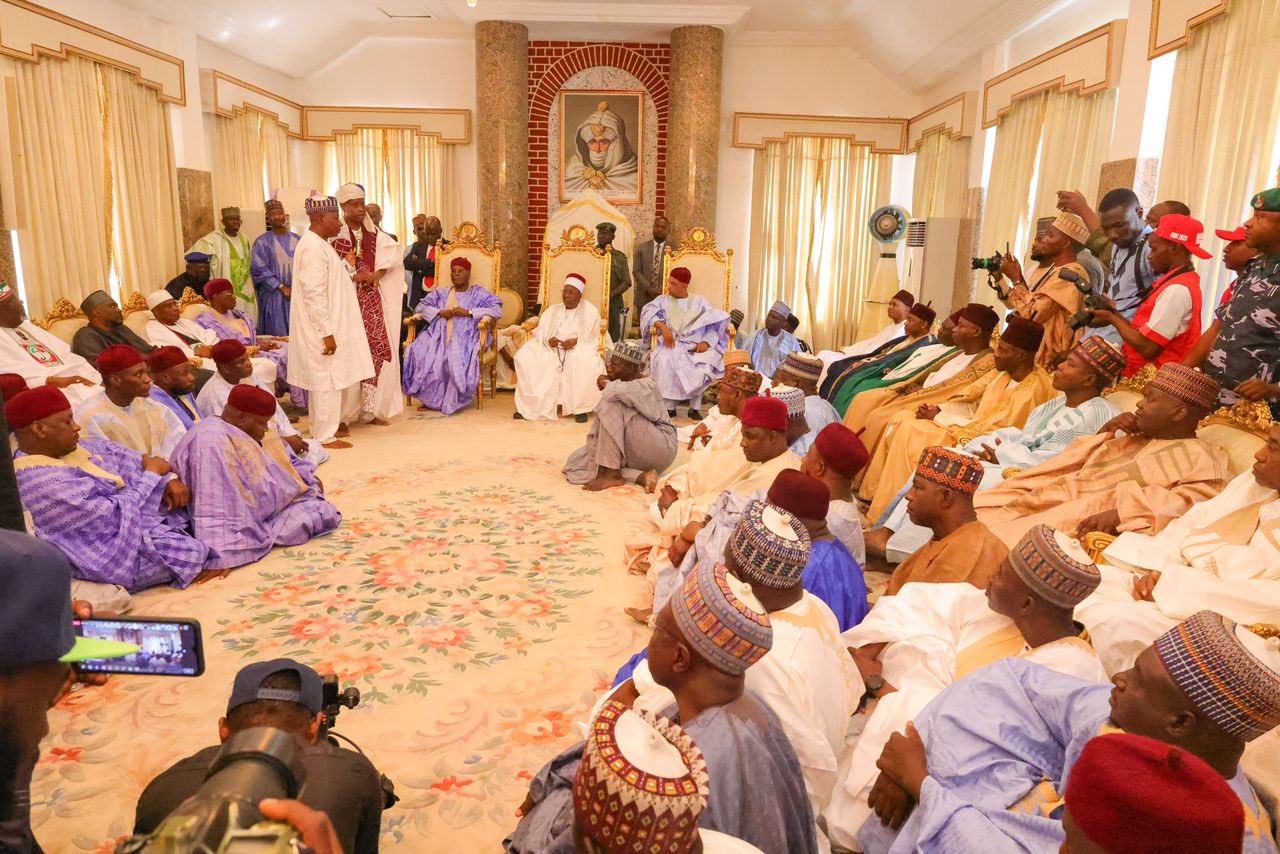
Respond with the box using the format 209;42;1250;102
970;252;1005;272
1063;269;1111;330
115;727;304;854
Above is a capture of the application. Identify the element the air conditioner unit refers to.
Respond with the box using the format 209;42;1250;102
902;217;960;311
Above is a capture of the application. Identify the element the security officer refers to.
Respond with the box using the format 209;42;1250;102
597;221;631;341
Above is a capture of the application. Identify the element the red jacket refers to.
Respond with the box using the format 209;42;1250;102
1122;268;1203;377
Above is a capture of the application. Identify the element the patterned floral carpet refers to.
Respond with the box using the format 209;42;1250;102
34;395;655;852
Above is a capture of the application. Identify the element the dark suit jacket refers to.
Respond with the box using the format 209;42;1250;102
631;238;680;313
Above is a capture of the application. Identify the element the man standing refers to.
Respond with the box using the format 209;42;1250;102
75;345;187;459
289;194;375;450
513;273;604;422
146;347;202;430
72;290;155;367
402;257;502;415
331;182;404;425
1087;213;1207;377
366;203;394;240
632;215;678;318
642;266;731;418
250;199;300;337
403;215;445;312
164;251;212;301
596;222;631;341
746;300;804;380
0;279;100;405
190;206;255;320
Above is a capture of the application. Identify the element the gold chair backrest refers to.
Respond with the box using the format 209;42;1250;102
34;298;87;345
1101;363;1156;414
540;224;610;347
178;288;209;321
661;227;732;311
1198;399;1274;477
121;292;152;338
437;221;501;300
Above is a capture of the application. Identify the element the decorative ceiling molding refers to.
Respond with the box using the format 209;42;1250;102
906;91;976;152
982;20;1125;129
1149;0;1227;59
302;106;471;144
732;112;908;155
0;0;185;104
454;1;749;27
203;69;303;137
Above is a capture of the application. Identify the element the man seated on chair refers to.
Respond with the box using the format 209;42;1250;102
71;290;156;368
143;289;276;390
975;364;1231;548
827;524;1106;851
1075;421;1280;675
745;300;804;380
75;345;187;459
678;349;758;451
772;353;840;455
402;256;503;415
194;279;303;407
821;301;938;412
563;340;677;491
171;384;340;570
0;278;101;406
641;266;731;419
8;386;210;601
513;273;605;423
147;347;202;430
818;290;915;371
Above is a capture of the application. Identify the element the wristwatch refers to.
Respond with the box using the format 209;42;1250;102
864;674;886;697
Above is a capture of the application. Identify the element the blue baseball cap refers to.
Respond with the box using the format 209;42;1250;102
0;530;139;667
227;658;324;715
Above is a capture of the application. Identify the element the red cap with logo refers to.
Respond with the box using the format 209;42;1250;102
1154;213;1212;259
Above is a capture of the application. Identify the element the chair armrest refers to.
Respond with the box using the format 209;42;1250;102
1081;532;1117;563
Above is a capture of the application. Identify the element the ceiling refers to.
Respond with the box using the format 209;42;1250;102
117;0;1077;94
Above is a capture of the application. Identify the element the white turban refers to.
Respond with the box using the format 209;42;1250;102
335;183;366;205
564;274;586;293
146;290;176;310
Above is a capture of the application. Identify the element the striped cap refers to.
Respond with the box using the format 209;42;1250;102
1147;364;1221;411
610;339;648;368
779;352;823;382
1009;524;1100;608
1154;611;1280;742
1072;337;1125;385
769;385;806;420
573;700;708;854
916;446;983;494
728;500;812;589
672;563;772;675
303;193;339;215
723;349;751;369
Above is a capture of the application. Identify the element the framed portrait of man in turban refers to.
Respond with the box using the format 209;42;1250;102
560;90;643;204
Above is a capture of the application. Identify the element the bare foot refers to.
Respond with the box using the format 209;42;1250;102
193;569;231;585
584;473;627;491
322;439;353;449
417;404;432;412
636;470;659;493
336;423;351;438
624;607;652;625
369;418;391;426
864;527;892;559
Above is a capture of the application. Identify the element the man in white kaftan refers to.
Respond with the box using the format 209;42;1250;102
0;281;100;405
1078;425;1280;675
288;195;375;447
513;274;604;421
142;290;277;389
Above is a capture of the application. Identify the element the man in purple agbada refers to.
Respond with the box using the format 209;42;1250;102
402;256;502;415
640;265;730;419
196;277;307;409
170;384;340;570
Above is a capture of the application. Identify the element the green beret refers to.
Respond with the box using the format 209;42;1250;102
1251;188;1280;213
596;222;617;232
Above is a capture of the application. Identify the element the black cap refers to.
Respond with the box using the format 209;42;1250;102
227;658;324;715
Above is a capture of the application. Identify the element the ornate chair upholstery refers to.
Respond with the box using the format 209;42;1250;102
178;288;210;321
1100;363;1156;413
539;224;611;351
34;298;87;345
657;227;734;346
121;292;151;338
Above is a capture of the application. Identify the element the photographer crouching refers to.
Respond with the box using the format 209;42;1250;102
133;660;387;853
984;212;1093;370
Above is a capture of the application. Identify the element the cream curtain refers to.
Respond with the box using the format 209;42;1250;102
912;130;969;219
213;112;263;213
326;129;460;239
977;92;1049;307
748;137;890;351
1033;88;1117;220
10;54;111;314
1160;0;1280;311
261;116;292;196
100;64;183;299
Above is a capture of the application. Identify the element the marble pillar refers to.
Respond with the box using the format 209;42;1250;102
1098;157;1159;207
667;26;723;235
475;21;529;299
177;168;214;251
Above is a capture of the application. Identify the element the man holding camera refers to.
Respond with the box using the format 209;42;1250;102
134;659;386;853
992;212;1092;370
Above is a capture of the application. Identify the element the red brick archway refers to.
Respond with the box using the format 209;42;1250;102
527;41;671;299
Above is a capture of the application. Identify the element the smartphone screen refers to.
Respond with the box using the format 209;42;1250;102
72;618;204;676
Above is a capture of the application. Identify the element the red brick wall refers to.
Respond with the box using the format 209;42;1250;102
527;41;671;301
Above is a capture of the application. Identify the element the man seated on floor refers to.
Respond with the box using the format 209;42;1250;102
1077;421;1280;675
886;447;1009;595
745;300;803;380
563;340;678;491
679;351;758;451
642;266;731;419
860;316;1056;521
171;384;340;570
197;339;327;467
817;289;915;371
861;611;1280;854
402;256;503;415
513;273;604;423
844;304;999;466
773;353;839;455
766;385;812;455
0;279;100;405
134;659;383;854
8;386;210;602
828;524;1106;851
868;336;1125;564
821;301;937;405
975;363;1231;547
146;347;202;430
784;469;870;632
144;290;276;389
508;562;819;854
75;345;186;459
71;290;155;368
